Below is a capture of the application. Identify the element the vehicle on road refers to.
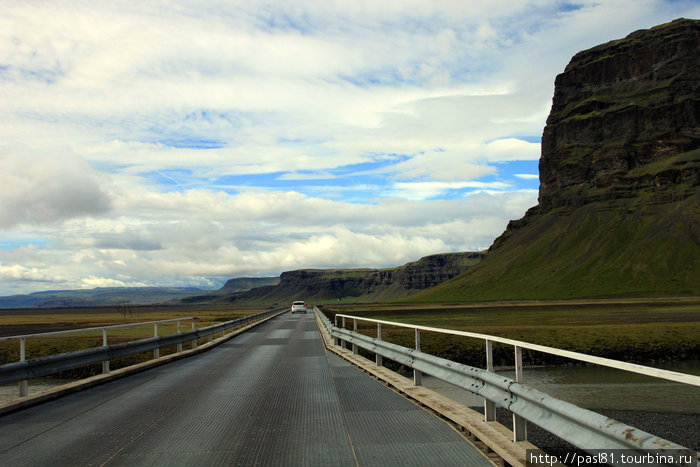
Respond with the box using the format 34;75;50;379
291;300;307;313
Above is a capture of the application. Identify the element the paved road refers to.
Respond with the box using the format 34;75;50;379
0;312;491;466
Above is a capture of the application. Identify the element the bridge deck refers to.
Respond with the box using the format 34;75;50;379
0;312;491;466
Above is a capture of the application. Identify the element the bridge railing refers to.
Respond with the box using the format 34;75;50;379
316;308;698;464
0;308;287;397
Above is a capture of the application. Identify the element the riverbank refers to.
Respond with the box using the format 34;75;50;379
323;299;700;366
476;406;699;465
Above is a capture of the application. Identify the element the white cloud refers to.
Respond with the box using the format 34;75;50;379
388;181;512;201
0;263;58;283
80;276;148;289
0;152;112;228
483;138;541;162
0;185;538;294
0;0;697;294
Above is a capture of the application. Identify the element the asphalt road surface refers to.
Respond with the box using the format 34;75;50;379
0;312;491;466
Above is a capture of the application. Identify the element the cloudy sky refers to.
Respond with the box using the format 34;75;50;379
1;1;698;295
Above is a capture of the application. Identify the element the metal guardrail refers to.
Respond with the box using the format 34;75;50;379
1;317;198;397
0;317;196;342
0;308;287;395
316;309;697;465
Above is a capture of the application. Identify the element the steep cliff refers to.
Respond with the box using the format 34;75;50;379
411;19;700;302
180;277;279;303
277;252;484;299
196;252;484;305
539;18;699;212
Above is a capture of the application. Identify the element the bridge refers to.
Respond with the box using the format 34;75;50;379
0;308;697;466
0;311;492;466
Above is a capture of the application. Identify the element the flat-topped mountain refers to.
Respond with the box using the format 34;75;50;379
539;17;699;212
411;19;700;301
187;252;484;304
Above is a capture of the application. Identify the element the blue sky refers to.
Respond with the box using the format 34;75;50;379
1;0;698;295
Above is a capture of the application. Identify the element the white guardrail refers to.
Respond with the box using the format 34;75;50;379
0;308;287;397
316;308;699;466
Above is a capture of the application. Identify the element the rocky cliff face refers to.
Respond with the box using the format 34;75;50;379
205;252;484;304
411;19;700;301
539;18;700;212
277;252;484;299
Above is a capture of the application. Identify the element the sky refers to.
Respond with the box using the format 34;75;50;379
1;1;698;296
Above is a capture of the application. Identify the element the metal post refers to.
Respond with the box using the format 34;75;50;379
19;338;28;397
341;317;347;349
102;329;110;374
352;318;358;354
375;322;383;366
333;315;340;346
513;345;527;441
153;323;159;359
484;339;495;421
414;328;422;386
191;320;197;349
177;320;183;353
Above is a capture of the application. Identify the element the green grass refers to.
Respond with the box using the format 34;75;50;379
324;299;700;366
406;189;700;302
0;304;269;376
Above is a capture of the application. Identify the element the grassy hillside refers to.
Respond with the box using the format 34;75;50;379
407;189;700;302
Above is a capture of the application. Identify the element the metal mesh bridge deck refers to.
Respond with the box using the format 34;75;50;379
0;312;492;466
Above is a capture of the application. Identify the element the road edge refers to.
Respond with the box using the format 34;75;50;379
0;310;287;416
313;308;541;467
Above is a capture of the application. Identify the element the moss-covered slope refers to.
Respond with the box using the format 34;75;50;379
409;190;699;302
408;19;700;302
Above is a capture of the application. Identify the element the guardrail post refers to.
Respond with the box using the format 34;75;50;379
341;317;347;349
191;320;197;349
153;323;159;359
484;339;495;422
102;329;110;374
177;320;183;353
513;345;527;442
414;328;422;386
19;338;28;397
352;318;358;354
333;316;340;346
375;322;383;366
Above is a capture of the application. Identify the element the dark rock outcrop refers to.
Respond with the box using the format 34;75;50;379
205;252;484;304
180;277;279;303
539;18;700;212
277;252;485;298
411;19;700;301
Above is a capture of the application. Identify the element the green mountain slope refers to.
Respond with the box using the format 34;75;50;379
408;19;700;302
410;191;700;302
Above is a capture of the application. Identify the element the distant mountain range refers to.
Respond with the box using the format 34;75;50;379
182;252;484;305
0;287;209;308
0;254;479;308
